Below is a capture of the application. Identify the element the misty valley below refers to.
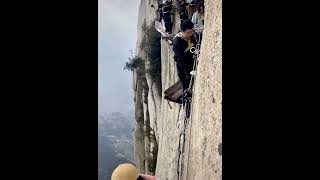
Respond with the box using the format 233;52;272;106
98;112;135;180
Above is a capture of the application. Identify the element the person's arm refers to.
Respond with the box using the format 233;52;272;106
139;174;156;180
191;12;197;24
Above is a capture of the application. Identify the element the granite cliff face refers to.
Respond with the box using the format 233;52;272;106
132;0;222;179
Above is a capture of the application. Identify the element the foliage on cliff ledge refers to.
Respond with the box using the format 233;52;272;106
124;51;146;76
137;20;162;94
124;20;162;92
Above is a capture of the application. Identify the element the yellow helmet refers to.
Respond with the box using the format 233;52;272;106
111;163;139;180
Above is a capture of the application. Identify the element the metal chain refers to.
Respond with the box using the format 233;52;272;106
183;29;202;180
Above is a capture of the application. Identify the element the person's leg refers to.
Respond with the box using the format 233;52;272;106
163;14;169;32
165;23;169;33
176;61;192;113
182;75;191;117
184;77;191;91
184;61;194;91
159;12;163;22
169;21;173;33
176;61;188;91
163;13;172;33
168;16;173;33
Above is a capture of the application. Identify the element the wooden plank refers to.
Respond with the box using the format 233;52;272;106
171;89;183;100
164;81;183;103
164;81;182;94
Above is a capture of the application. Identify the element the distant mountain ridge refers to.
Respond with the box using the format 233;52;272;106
98;111;135;180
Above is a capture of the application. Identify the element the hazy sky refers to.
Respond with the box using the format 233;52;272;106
98;0;140;114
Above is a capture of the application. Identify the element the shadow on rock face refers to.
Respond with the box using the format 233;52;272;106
218;143;222;156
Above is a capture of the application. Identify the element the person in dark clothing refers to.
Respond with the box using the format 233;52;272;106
191;0;203;6
162;1;173;33
173;19;197;94
156;1;164;23
178;0;189;21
